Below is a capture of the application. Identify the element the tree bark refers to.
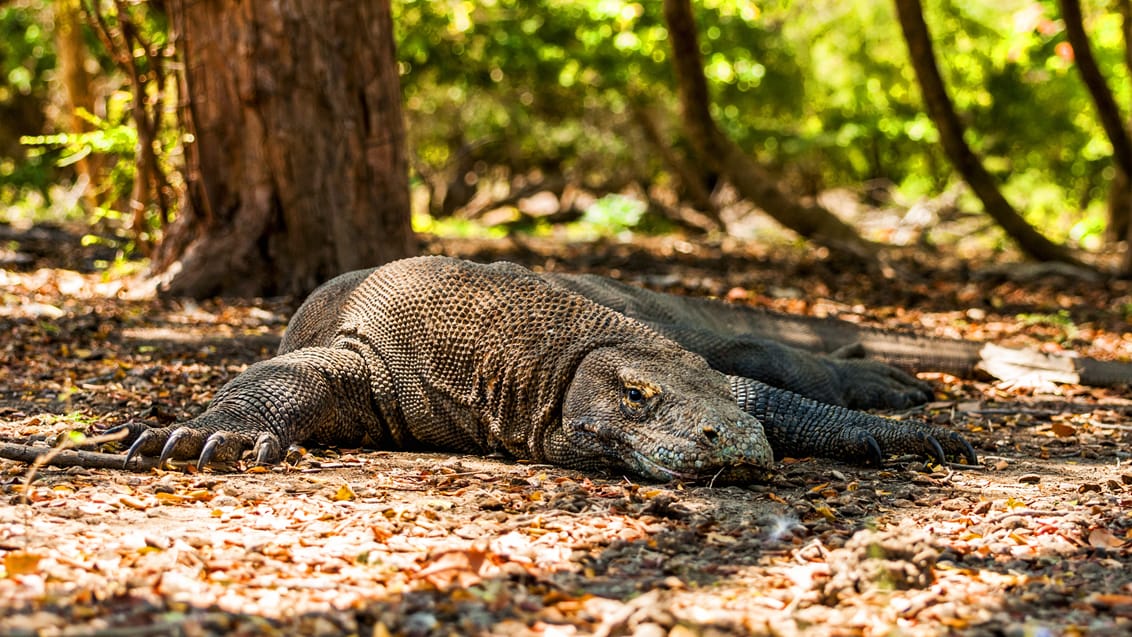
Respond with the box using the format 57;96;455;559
1060;0;1132;178
894;0;1086;266
157;0;416;298
661;0;877;260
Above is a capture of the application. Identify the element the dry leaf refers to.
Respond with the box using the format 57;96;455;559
119;495;148;511
4;551;42;576
333;483;356;501
416;548;492;588
1088;528;1125;550
155;492;186;504
704;532;738;545
1090;593;1132;617
811;503;836;521
1050;421;1076;438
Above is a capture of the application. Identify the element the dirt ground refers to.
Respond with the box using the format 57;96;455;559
3;224;1132;636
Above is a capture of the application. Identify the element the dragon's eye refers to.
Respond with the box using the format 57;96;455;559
624;384;661;418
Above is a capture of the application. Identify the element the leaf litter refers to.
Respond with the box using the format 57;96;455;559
2;228;1132;635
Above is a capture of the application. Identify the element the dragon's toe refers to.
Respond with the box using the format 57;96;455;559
923;434;946;466
252;433;285;465
938;430;978;465
198;432;256;467
125;428;173;468
158;427;210;467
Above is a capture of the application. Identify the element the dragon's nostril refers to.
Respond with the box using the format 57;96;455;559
702;425;720;444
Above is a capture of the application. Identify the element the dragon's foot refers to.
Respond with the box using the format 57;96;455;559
854;419;977;467
833;359;936;409
117;422;286;470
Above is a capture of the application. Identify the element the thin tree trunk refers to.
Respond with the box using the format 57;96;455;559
894;0;1087;267
632;104;720;225
1114;0;1132;274
53;0;98;195
661;0;877;261
1060;0;1132;178
157;0;416;298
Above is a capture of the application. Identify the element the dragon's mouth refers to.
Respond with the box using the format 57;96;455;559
628;450;774;484
627;450;706;481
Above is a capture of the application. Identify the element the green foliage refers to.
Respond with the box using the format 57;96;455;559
21;103;137;189
397;0;1126;244
0;1;57;203
581;194;646;233
1017;309;1079;342
2;0;176;256
1;0;1127;248
411;212;509;240
0;2;55;107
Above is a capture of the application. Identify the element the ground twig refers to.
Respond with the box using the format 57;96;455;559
0;436;158;472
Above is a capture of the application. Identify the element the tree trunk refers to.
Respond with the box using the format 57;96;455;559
894;0;1087;267
157;0;416;298
1113;0;1132;274
53;0;98;193
1060;0;1132;178
661;0;877;261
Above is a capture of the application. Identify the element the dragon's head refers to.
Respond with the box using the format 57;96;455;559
555;343;774;483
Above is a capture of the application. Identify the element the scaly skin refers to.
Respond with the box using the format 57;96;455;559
119;257;976;481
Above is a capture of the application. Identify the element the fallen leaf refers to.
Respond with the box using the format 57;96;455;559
416;548;494;589
1050;421;1076;438
1088;528;1125;550
119;495;148;510
4;551;42;576
1089;593;1132;617
333;483;356;501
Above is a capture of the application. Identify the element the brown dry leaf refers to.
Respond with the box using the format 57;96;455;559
1050;421;1077;438
416;548;493;589
705;532;738;545
1090;593;1132;615
1088;528;1126;550
807;482;830;494
4;551;43;576
811;503;836;521
185;489;215;502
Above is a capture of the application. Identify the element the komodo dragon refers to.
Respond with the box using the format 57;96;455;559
105;256;975;482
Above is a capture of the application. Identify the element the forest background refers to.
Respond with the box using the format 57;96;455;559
3;0;1131;286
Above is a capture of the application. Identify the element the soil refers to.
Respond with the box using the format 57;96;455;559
2;223;1132;636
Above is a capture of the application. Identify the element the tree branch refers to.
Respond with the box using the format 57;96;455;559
894;0;1089;267
661;0;877;261
1059;0;1132;178
0;442;159;471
